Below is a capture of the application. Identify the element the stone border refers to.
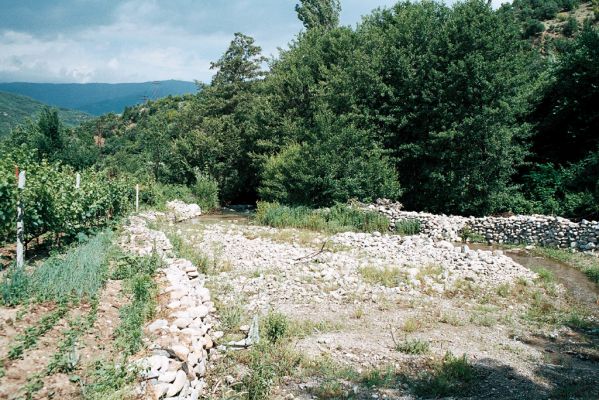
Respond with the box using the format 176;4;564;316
363;200;598;252
121;210;218;400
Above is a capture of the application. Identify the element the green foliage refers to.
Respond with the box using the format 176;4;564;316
394;219;421;236
259;113;401;207
414;352;475;397
359;266;407;288
295;0;341;30
0;231;114;305
114;253;160;356
82;360;137;400
191;170;220;212
0;92;91;137
255;202;389;233
563;15;579;36
7;303;68;360
396;338;430;355
0;147;131;245
263;312;289;344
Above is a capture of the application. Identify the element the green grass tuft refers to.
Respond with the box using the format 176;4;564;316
255;202;389;234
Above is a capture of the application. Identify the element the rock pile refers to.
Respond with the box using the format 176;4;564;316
166;200;202;222
121;208;217;400
363;199;598;252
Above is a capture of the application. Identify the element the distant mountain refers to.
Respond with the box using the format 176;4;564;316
0;91;93;137
0;80;198;116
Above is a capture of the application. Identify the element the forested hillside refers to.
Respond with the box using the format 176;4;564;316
0;92;92;136
3;0;598;219
0;80;197;115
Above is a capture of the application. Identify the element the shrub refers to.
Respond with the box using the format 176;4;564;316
523;19;545;38
191;171;219;212
264;312;289;344
359;266;408;288
562;16;579;37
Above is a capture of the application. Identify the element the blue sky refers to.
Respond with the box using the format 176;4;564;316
0;0;507;84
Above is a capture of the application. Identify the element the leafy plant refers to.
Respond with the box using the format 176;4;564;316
264;312;289;344
394;219;421;235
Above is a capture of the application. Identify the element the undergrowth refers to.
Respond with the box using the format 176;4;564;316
255;202;389;234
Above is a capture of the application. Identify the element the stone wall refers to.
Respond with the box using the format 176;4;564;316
121;210;216;399
362;199;599;252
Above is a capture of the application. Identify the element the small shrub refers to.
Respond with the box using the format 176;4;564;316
532;266;555;284
459;227;485;243
192;170;219;212
82;360;137;400
394;219;421;235
396;338;430;355
220;305;243;332
361;366;397;388
264;312;289;344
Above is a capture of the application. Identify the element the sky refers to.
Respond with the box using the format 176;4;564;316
0;0;507;84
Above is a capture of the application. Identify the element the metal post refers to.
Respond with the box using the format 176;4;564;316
16;170;26;269
135;184;139;212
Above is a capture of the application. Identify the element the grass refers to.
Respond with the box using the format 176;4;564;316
255;201;390;234
396;338;430;355
400;317;422;333
531;246;599;286
416;263;444;284
394;219;421;235
113;252;161;356
459;226;486;243
359;265;408;287
414;352;475;397
82;359;138;400
0;230;114;305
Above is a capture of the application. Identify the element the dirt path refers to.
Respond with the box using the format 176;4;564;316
161;218;599;400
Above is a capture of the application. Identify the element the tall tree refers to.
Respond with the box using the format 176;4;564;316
209;32;266;87
37;107;63;159
295;0;341;30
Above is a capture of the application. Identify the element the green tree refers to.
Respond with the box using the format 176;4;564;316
209;32;267;87
295;0;341;30
37;107;63;159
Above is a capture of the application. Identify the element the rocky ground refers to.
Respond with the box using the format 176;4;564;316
155;215;599;400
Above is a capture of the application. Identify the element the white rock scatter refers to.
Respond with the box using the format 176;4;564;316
363;199;599;252
187;223;535;314
120;207;217;400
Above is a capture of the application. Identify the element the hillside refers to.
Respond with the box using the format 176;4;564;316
0;91;92;137
0;80;198;116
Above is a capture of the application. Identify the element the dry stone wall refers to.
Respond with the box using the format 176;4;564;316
363;199;599;252
121;209;219;400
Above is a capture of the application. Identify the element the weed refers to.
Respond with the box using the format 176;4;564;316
531;247;599;286
0;264;30;306
400;317;421;333
496;283;511;297
220;304;243;333
359;265;407;288
312;380;348;399
531;266;555;284
82;359;138;400
394;219;421;235
352;307;364;319
255;202;389;234
414;352;475;397
439;312;466;326
8;302;69;360
469;313;497;327
264;312;289;344
459;227;486;243
416;264;444;284
114;254;158;356
396;338;430;355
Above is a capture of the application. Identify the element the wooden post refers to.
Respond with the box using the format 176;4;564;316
16;170;26;269
75;173;81;189
135;184;139;212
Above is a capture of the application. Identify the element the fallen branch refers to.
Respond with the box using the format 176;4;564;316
294;240;329;262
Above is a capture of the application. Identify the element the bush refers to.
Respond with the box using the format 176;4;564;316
258;113;401;207
562;16;579;37
255;202;390;233
524;19;545;38
191;171;219;212
263;312;289;344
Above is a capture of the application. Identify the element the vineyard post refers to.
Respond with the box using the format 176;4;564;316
135;184;139;212
75;173;81;189
16;170;26;269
